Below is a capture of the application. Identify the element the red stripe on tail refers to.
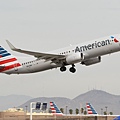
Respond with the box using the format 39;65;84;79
0;58;17;65
0;63;21;72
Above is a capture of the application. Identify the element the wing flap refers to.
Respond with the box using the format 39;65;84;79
6;40;65;61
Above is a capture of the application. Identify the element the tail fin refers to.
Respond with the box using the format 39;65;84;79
0;46;21;72
50;102;63;116
86;103;98;114
0;46;12;58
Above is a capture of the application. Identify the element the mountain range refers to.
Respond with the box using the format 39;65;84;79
0;90;120;115
0;94;32;111
19;89;120;114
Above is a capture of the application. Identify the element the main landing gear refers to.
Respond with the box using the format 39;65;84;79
60;66;66;72
60;64;76;73
69;64;76;73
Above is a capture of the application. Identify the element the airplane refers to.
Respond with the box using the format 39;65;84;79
86;103;98;115
0;34;120;74
50;102;63;116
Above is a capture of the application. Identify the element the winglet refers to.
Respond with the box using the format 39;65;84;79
6;40;16;50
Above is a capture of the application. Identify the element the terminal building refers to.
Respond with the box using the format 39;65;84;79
0;107;118;120
0;102;118;120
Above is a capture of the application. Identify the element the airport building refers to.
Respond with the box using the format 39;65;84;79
0;108;118;120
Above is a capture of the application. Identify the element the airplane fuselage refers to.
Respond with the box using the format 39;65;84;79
1;35;120;74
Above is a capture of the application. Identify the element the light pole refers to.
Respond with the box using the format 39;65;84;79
66;106;68;116
105;106;108;120
25;106;28;113
30;102;36;120
101;108;103;115
105;106;107;115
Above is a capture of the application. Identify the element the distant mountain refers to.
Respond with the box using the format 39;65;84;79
19;90;120;114
73;89;120;114
19;97;71;112
0;95;32;111
0;90;119;114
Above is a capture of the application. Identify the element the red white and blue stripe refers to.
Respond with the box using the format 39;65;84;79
86;103;97;114
50;102;63;116
0;46;21;72
111;36;119;43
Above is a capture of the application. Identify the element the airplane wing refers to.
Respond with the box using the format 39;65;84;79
6;40;65;61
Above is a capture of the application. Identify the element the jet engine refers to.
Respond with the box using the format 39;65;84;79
81;56;101;66
66;52;84;64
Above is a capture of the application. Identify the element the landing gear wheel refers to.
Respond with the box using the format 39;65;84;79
69;67;76;73
60;66;66;72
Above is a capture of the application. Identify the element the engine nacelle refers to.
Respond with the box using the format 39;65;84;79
66;52;84;64
81;56;101;66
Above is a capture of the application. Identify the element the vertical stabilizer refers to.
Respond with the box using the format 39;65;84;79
0;46;21;72
86;103;98;114
50;102;63;116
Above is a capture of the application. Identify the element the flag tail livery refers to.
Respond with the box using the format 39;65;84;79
0;45;21;73
50;102;63;116
86;103;98;114
0;34;120;74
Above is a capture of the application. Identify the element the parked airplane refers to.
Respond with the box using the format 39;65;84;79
50;102;63;116
86;103;98;115
0;34;120;74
